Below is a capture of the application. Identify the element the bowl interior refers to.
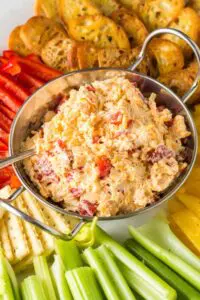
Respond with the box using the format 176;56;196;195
9;68;198;220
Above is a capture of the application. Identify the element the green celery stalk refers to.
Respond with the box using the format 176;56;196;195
138;214;200;271
129;225;200;291
0;252;15;300
83;247;120;300
55;240;83;270
51;255;73;300
66;266;104;300
96;245;136;300
21;275;47;300
33;256;57;300
125;239;200;300
93;226;176;300
4;257;20;300
118;261;167;300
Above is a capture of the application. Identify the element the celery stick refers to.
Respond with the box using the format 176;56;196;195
125;239;200;300
129;225;200;291
119;261;166;300
21;275;47;300
66;267;104;300
33;256;57;300
51;255;73;300
83;247;120;300
138;215;200;271
96;245;136;300
4;258;20;300
94;226;176;300
0;253;15;300
55;240;83;270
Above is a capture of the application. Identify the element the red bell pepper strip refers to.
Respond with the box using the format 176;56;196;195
3;50;16;59
9;174;21;188
0;151;8;159
0;169;11;183
26;54;42;63
0;73;29;101
0;57;8;67
0;140;8;151
16;71;44;90
0;110;12;132
0;103;16;120
0;86;22;113
1;61;21;76
11;56;62;81
0;128;9;144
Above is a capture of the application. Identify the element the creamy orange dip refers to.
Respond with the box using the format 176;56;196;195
23;77;190;216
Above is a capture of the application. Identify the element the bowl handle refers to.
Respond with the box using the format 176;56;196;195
129;28;200;104
0;186;85;241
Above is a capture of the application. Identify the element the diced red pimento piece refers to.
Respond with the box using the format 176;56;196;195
65;171;74;182
92;135;100;144
79;200;97;216
97;156;112;178
86;85;96;92
57;139;66;149
110;111;122;125
70;188;83;198
127;119;133;128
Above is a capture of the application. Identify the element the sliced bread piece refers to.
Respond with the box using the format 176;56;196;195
20;16;67;55
68;14;130;49
41;34;79;72
8;26;31;56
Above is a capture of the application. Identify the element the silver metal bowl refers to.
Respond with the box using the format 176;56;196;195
0;28;199;240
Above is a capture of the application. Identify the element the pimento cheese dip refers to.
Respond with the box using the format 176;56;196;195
23;77;190;217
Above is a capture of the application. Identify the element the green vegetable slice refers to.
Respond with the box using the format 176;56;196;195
96;245;136;300
138;214;200;271
55;240;83;270
129;225;200;291
94;226;177;299
33;256;57;300
125;239;200;300
21;275;47;300
66;266;104;300
51;255;73;300
0;252;15;300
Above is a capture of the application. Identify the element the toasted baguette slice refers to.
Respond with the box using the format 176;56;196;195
0;185;12;219
59;0;100;24
41;34;79;72
68;14;130;49
92;0;119;16
8;26;31;56
34;0;59;20
147;38;184;77
77;42;99;69
34;0;46;16
20;16;67;55
111;8;148;47
98;47;150;74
